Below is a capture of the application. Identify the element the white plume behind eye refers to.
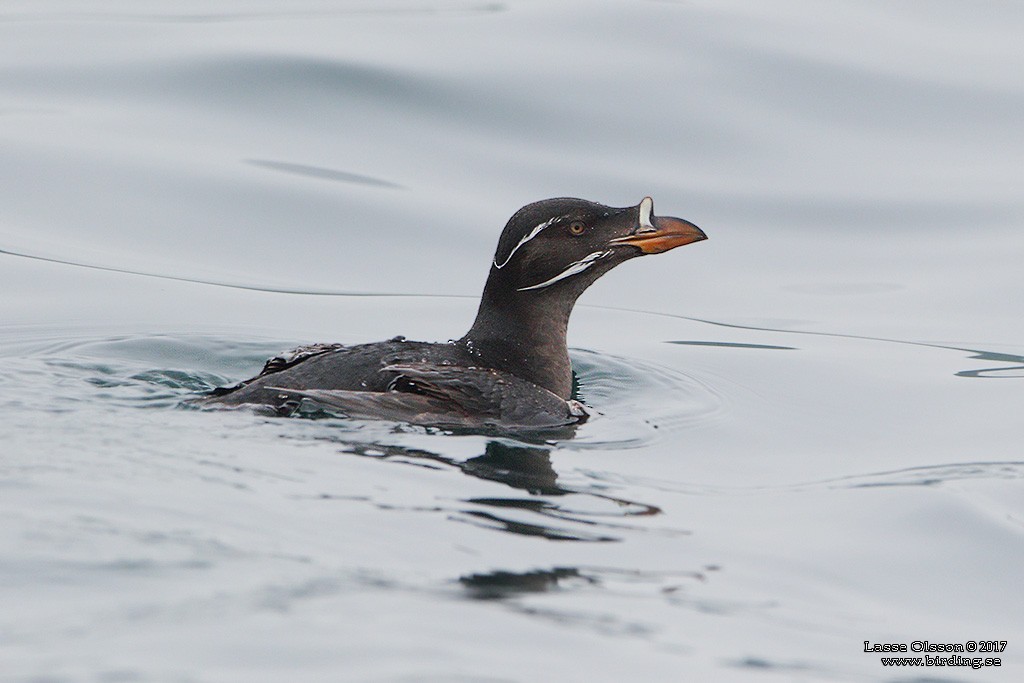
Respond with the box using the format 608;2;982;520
638;196;655;232
493;216;560;269
517;250;613;291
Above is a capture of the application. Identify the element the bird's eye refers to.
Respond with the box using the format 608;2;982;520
568;221;586;236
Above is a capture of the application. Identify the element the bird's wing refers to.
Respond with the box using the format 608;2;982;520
266;362;584;429
382;363;500;414
263;386;486;427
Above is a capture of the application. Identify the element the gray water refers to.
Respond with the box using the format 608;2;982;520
2;1;1023;681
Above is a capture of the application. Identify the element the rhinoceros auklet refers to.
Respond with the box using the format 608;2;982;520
199;196;706;429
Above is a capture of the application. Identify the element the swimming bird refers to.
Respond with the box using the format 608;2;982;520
199;196;706;429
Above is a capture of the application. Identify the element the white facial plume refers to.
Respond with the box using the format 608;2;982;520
517;250;613;291
493;217;560;270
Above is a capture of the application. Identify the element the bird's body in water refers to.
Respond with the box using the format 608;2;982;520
198;196;706;430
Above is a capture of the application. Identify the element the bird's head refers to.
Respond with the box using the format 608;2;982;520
487;196;706;300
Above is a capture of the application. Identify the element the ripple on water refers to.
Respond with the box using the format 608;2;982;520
567;348;725;450
1;333;283;411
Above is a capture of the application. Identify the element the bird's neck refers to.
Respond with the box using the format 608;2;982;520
460;283;575;399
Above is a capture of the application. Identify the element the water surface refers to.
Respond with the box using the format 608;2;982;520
2;1;1022;681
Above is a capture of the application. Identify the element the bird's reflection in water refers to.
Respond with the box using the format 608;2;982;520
310;430;701;607
459;564;714;604
462;440;562;494
460;567;591;600
341;439;663;543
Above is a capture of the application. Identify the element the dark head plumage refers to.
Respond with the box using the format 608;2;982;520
485;196;705;298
